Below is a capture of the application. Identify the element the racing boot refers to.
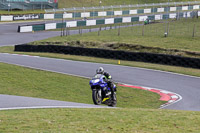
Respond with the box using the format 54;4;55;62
111;91;116;101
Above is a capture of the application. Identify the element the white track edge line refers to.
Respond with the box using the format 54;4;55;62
1;53;200;79
0;106;113;111
0;58;183;110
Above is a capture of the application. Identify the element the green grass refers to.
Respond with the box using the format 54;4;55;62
30;18;200;58
0;62;165;108
0;51;199;133
1;1;200;132
57;0;198;8
0;108;200;132
40;19;200;51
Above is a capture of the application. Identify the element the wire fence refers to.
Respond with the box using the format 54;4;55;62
123;18;200;38
0;0;57;10
61;16;200;39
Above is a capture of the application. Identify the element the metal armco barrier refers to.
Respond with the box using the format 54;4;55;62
14;44;200;69
1;3;200;21
18;10;200;32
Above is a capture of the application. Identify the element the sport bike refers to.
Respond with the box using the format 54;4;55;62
89;74;117;107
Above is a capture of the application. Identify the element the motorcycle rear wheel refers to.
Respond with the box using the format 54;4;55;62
92;89;102;105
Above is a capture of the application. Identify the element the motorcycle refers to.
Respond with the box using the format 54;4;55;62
89;74;117;107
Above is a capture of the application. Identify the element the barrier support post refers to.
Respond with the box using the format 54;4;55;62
192;24;196;37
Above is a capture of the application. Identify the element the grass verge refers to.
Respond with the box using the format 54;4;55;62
0;51;199;133
0;108;200;132
58;0;198;8
34;18;200;55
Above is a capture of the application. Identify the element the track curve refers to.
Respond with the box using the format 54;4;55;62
0;53;200;111
0;22;200;111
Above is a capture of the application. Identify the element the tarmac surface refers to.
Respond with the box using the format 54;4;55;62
0;21;200;111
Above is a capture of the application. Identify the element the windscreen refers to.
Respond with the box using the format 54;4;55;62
92;74;104;79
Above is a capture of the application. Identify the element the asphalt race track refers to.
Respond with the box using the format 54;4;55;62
0;94;111;110
0;21;105;46
0;20;140;46
0;22;60;46
0;21;200;111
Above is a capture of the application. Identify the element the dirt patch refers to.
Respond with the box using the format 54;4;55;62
30;41;200;58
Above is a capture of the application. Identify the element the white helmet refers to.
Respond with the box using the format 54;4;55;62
96;67;104;74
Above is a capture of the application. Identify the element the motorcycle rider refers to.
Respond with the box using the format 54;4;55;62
96;67;116;100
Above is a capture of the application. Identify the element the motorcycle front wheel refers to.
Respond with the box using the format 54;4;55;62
92;89;102;105
109;92;117;107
